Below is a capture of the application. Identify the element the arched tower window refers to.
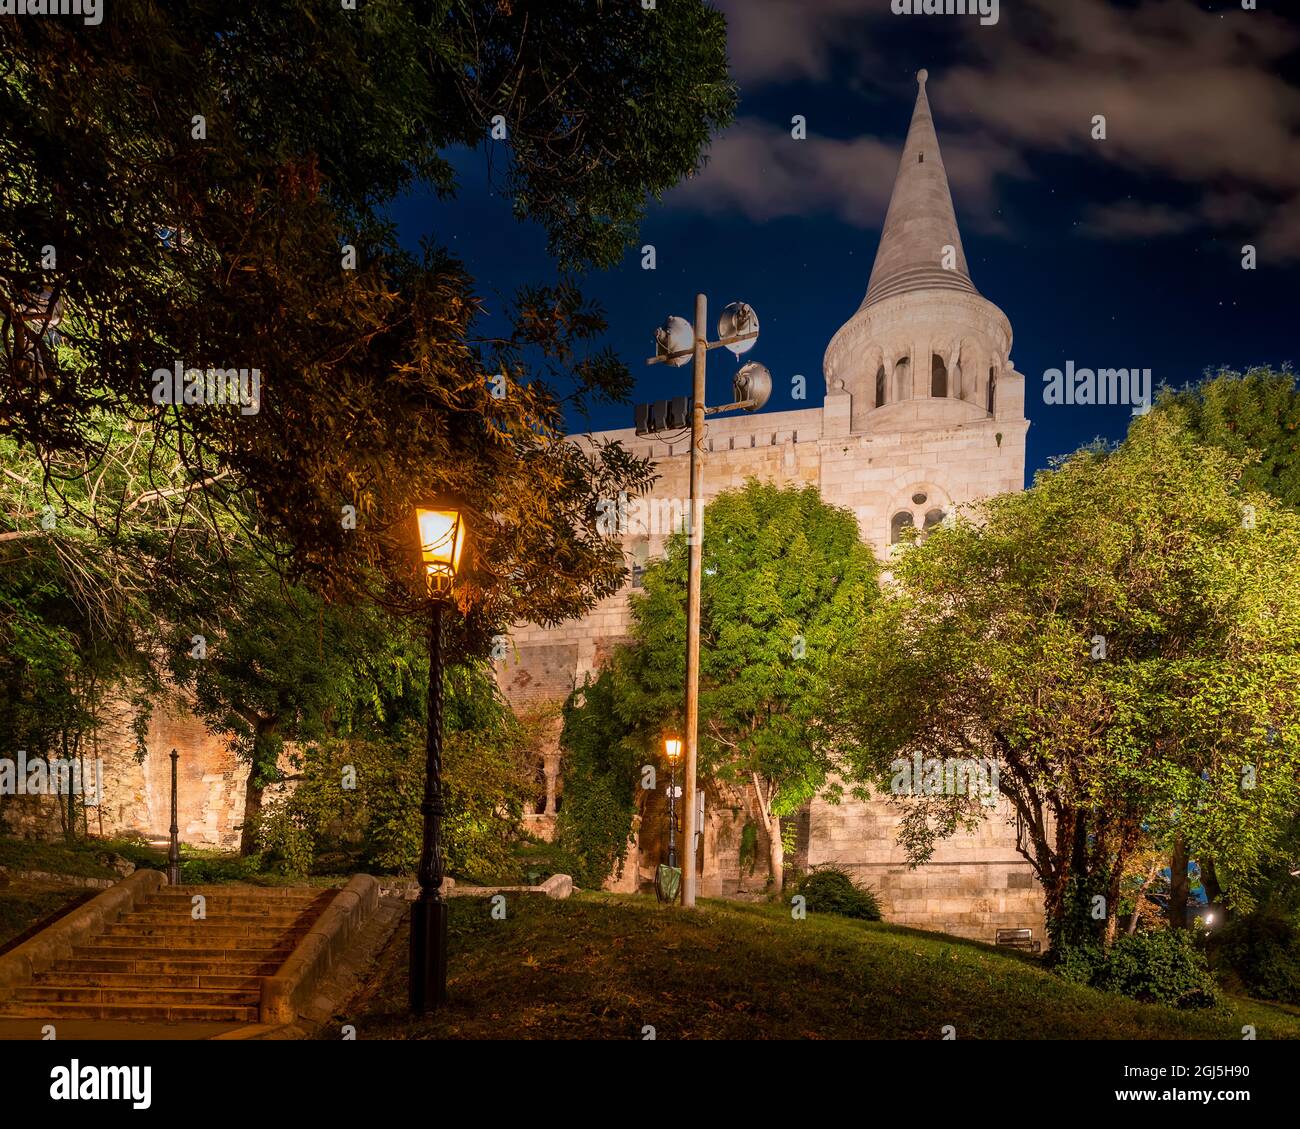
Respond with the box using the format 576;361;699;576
890;511;915;545
931;354;948;398
987;367;997;414
875;365;886;408
894;356;910;401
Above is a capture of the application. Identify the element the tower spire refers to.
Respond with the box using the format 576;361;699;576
861;69;977;309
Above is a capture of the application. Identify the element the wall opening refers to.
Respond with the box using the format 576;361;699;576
931;354;948;398
875;365;886;408
894;356;910;401
988;367;997;414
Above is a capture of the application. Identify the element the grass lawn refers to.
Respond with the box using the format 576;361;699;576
338;892;1300;1040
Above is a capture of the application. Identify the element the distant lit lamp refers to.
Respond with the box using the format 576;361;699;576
410;503;466;1012
664;737;682;869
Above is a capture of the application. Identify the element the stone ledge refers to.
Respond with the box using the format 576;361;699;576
259;874;380;1026
0;868;164;996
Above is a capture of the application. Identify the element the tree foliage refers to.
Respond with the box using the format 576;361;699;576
827;413;1300;949
0;0;735;640
1154;366;1300;511
560;481;879;888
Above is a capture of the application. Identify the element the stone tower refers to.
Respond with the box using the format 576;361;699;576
825;68;1020;450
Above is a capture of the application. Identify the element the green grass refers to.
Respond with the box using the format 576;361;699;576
0;889;88;949
0;836;165;879
338;893;1300;1040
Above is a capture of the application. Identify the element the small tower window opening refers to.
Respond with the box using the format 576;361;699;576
629;538;650;588
890;511;915;545
987;367;997;414
894;356;910;401
918;153;925;163
931;354;948;398
875;365;886;408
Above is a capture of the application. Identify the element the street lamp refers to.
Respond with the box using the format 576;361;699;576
642;295;770;909
410;503;467;1012
664;737;682;868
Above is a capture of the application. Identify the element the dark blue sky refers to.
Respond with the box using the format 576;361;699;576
390;0;1300;486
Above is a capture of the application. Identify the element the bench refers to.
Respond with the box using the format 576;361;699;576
995;928;1041;953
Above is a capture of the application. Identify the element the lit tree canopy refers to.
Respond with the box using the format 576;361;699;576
564;480;879;889
826;413;1300;947
0;0;736;640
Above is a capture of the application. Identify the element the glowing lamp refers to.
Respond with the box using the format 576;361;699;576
664;737;683;763
415;506;465;597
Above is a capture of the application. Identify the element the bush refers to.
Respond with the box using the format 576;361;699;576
790;864;881;920
1088;930;1220;1010
1213;914;1300;1004
555;673;642;889
257;804;315;877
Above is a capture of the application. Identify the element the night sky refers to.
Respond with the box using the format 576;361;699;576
389;0;1300;485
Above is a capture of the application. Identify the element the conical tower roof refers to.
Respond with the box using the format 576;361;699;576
861;70;978;310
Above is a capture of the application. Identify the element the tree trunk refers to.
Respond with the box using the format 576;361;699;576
752;773;783;892
1169;832;1189;929
239;718;279;856
1129;858;1159;935
767;813;784;893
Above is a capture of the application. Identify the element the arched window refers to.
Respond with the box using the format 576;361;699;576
875;365;886;408
923;509;946;532
890;511;915;545
987;367;997;414
931;354;948;398
894;356;910;401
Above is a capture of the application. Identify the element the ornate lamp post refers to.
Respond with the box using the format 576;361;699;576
167;749;181;886
409;505;466;1012
664;737;682;868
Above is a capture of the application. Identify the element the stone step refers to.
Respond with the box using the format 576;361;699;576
161;886;334;899
0;1000;259;1022
53;957;280;977
13;985;259;1006
35;971;266;990
72;944;294;961
96;925;308;944
122;905;314;920
144;895;329;911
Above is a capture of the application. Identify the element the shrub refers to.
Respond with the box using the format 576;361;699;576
1213;913;1300;1004
1090;930;1220;1010
555;673;641;889
791;864;881;920
257;804;315;877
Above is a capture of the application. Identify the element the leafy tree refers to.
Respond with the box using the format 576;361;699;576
1154;366;1300;510
0;415;238;836
826;413;1300;951
0;1;735;639
556;667;645;889
562;481;879;890
165;573;432;853
259;664;534;881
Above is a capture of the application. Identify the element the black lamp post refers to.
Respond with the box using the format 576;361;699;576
409;505;466;1013
167;749;181;886
664;738;682;868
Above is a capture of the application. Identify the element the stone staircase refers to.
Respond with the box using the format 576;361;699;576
0;885;334;1024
